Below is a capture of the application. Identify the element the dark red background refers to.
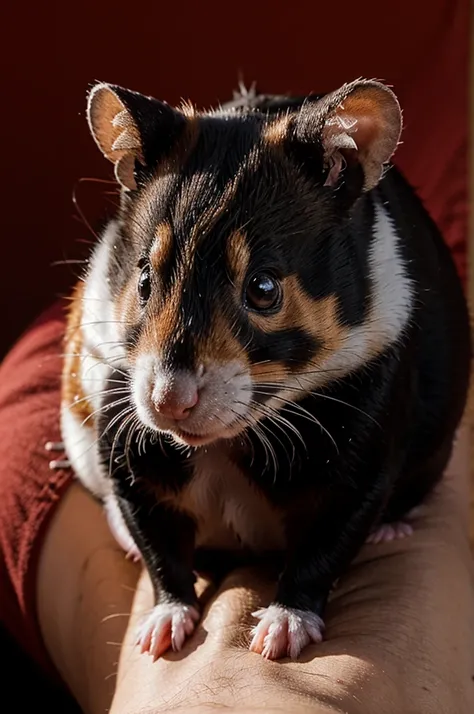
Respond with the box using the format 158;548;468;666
0;1;468;356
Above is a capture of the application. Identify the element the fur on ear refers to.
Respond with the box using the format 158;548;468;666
295;80;402;191
87;83;185;190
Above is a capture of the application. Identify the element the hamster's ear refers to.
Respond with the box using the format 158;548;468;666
294;80;402;192
87;83;186;190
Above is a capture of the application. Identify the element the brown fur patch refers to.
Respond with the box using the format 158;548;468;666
250;360;290;385
62;281;94;425
205;311;249;365
226;230;250;289
150;222;174;273
133;279;183;362
263;116;290;146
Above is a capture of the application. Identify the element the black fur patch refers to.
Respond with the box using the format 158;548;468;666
246;327;320;368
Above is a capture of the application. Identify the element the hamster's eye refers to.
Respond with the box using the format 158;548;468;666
138;265;151;304
245;273;282;312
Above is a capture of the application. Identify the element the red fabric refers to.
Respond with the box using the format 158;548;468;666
0;0;468;682
0;304;72;674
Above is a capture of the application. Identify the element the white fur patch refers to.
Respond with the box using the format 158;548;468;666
81;220;128;370
334;200;414;359
62;220;129;498
61;405;107;497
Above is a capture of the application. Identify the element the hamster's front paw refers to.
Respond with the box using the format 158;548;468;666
250;605;324;660
136;602;200;660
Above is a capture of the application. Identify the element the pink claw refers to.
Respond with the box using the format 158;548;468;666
366;521;414;545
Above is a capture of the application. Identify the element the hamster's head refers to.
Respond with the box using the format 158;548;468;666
87;79;401;447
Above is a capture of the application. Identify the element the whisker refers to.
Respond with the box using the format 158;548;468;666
102;404;135;438
82;357;129;380
80;395;131;428
260;392;338;454
79;320;135;328
253;401;307;448
51;258;89;267
252;410;294;473
246;388;339;455
138;423;150;457
250;381;380;427
124;416;141;474
66;386;129;409
235;399;300;466
108;410;137;479
72;377;127;384
253;423;277;479
224;408;256;466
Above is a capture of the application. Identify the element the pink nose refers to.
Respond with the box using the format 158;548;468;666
153;380;199;421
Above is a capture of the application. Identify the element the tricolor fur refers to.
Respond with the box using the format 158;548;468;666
61;79;470;660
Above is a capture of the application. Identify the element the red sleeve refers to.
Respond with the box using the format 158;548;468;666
0;303;73;675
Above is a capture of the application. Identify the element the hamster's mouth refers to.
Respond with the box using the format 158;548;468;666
173;423;245;447
173;429;227;447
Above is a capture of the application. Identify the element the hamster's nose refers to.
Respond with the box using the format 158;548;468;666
152;372;199;421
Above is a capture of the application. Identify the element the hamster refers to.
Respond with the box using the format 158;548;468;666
54;79;471;661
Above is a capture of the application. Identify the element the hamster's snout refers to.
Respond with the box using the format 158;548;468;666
152;371;199;421
133;355;253;446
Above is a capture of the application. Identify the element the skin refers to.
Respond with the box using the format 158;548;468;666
37;424;474;714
